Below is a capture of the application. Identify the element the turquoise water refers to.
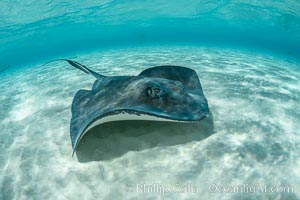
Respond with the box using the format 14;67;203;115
1;0;300;67
1;1;300;200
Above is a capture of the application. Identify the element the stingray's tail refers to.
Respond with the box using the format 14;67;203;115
0;66;11;74
42;59;104;79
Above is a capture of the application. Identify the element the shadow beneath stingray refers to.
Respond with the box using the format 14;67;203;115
75;114;215;162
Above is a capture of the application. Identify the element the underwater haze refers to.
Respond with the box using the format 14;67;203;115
1;0;300;66
1;1;300;200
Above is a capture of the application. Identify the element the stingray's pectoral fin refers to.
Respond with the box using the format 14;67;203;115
42;59;104;79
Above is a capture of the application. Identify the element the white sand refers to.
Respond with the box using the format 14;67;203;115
0;46;299;199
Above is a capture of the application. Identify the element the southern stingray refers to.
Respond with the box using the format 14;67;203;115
46;59;209;154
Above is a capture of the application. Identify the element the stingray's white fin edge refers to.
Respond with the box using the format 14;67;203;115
72;112;186;155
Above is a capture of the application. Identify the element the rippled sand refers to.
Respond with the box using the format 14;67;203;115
1;46;299;199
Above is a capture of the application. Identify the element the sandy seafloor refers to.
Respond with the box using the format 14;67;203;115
0;46;300;200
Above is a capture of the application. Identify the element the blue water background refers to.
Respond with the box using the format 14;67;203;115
1;0;300;68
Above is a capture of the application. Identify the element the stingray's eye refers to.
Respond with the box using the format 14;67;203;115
154;88;161;94
147;87;163;98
